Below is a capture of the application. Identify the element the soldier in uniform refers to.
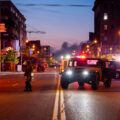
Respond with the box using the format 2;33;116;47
24;61;33;91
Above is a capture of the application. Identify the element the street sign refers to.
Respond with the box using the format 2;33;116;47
0;23;6;32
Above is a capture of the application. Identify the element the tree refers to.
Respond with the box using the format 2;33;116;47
4;50;19;64
2;50;19;71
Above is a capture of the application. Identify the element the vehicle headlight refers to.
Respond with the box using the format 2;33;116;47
82;70;89;76
66;70;72;75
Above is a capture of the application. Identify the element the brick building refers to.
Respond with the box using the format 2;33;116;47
0;0;26;52
26;40;41;52
93;0;120;54
41;46;51;57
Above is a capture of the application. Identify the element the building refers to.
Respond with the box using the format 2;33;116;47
93;0;120;54
41;46;51;57
89;32;95;42
26;40;41;52
0;0;26;52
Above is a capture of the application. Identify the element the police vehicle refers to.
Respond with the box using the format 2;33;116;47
60;56;116;90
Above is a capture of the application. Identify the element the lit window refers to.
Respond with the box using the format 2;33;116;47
104;13;108;20
104;25;108;30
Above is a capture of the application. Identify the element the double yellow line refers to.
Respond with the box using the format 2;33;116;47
52;76;66;120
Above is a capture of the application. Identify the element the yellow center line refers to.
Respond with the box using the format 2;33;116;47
52;76;60;120
60;87;66;120
52;75;66;120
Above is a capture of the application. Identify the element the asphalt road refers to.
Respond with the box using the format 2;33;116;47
64;80;120;120
1;72;120;120
0;72;59;120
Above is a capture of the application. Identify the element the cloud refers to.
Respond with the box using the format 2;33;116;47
54;42;81;61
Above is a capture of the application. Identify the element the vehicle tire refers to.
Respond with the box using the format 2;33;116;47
104;79;111;88
78;81;84;87
61;77;69;89
92;74;99;90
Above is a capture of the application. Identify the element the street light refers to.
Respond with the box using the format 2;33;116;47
110;47;112;55
118;30;120;50
60;56;64;59
87;48;90;52
93;39;98;44
66;54;71;60
32;44;35;49
93;39;102;58
86;44;90;49
37;51;40;54
26;39;29;43
118;30;120;36
110;47;112;51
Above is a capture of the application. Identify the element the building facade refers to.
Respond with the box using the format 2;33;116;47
26;40;41;52
41;46;51;58
0;0;26;52
93;0;120;54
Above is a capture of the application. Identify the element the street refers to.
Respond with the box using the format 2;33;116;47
65;80;120;120
0;71;120;120
0;71;58;120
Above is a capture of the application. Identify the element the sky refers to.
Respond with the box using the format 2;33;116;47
12;0;95;51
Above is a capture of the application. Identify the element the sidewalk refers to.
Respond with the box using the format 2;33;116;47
0;72;24;76
0;68;60;76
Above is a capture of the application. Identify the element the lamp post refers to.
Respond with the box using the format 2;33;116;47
91;39;98;58
20;42;23;72
118;30;120;52
93;39;102;58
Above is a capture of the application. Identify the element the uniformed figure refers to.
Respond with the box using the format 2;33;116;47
24;61;33;91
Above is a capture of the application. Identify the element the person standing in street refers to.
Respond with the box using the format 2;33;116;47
24;61;33;92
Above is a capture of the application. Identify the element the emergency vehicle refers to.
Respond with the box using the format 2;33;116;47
60;54;116;90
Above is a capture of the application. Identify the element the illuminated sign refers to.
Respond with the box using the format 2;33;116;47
0;23;6;32
87;60;98;65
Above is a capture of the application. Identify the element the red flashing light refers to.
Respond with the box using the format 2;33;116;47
81;55;86;59
76;55;86;59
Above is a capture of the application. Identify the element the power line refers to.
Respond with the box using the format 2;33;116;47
26;24;46;34
16;3;91;8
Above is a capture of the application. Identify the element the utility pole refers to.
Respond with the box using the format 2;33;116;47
20;42;23;72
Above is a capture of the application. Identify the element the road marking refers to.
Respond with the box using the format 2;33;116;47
52;75;66;120
52;77;60;120
12;83;19;87
60;88;66;120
